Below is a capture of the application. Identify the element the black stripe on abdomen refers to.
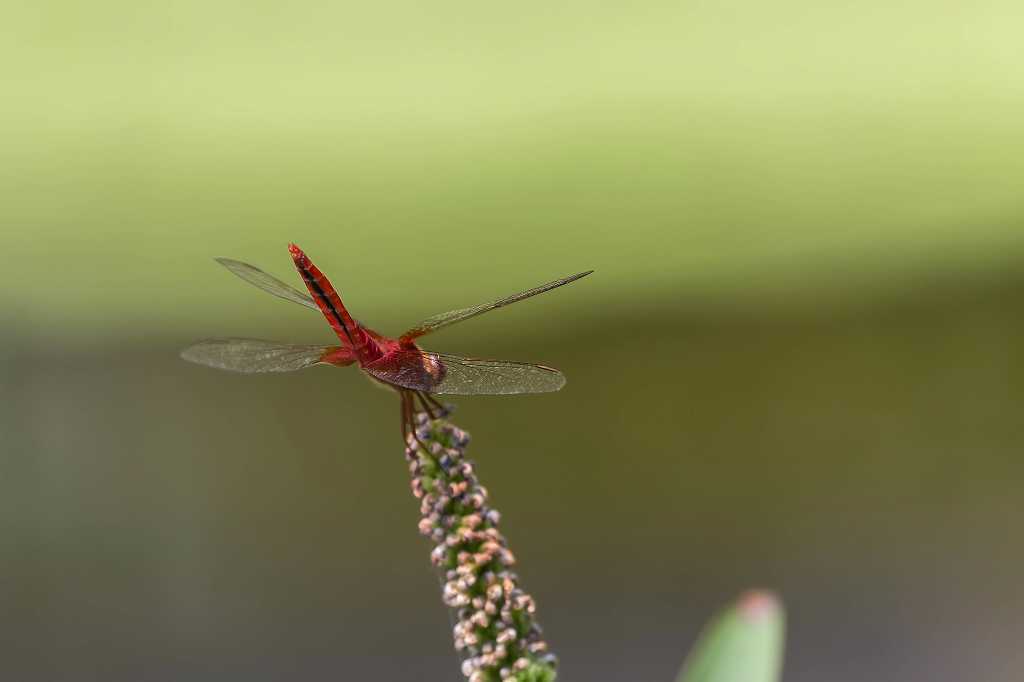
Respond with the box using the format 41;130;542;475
300;268;355;345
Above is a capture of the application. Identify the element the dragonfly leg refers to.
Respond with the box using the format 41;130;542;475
400;390;411;444
422;392;450;418
415;391;438;421
402;390;428;452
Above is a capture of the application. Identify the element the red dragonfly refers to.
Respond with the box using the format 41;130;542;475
181;244;592;442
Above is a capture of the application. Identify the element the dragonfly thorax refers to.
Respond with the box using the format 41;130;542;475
352;328;385;364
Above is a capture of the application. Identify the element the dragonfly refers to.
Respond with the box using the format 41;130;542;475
181;243;593;443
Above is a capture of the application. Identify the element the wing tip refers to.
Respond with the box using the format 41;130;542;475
548;368;567;392
214;256;247;271
569;269;595;282
179;343;203;364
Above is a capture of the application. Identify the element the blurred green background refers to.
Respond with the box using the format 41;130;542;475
3;1;1023;680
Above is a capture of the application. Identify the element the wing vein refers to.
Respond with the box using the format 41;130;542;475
215;258;318;310
361;349;566;395
180;338;336;373
402;270;593;339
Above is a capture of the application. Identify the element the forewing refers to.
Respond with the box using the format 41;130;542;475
401;270;593;340
361;349;566;395
181;338;334;373
216;258;317;310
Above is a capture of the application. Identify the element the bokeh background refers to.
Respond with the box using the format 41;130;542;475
4;1;1024;680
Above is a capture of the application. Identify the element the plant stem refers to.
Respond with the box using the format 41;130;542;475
405;411;558;682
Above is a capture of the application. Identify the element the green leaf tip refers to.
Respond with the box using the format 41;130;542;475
676;590;785;682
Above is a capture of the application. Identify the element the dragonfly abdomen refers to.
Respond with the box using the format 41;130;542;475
289;243;367;351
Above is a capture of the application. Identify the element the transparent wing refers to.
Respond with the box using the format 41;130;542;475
361;349;566;395
180;338;336;373
401;270;593;340
216;257;317;310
